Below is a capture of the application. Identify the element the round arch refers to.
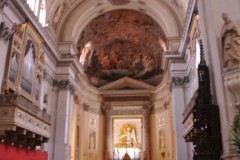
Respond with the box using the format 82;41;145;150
55;0;183;44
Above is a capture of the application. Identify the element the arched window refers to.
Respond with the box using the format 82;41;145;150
9;52;19;83
195;39;201;68
21;40;35;94
26;0;46;26
39;0;46;26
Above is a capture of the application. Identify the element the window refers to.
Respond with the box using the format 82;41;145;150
79;42;92;66
195;39;201;68
27;0;46;26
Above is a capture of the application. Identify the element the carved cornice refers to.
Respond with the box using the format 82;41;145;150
142;105;152;115
0;94;51;124
0;22;12;42
82;103;101;114
178;0;196;54
102;105;152;115
53;80;75;93
99;77;155;91
0;0;8;10
162;0;196;71
102;109;149;115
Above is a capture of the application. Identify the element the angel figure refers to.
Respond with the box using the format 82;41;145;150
124;127;137;147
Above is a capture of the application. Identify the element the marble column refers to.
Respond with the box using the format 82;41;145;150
53;80;75;160
103;108;111;160
143;107;151;160
170;77;189;160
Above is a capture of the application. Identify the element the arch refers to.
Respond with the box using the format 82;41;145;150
56;0;183;44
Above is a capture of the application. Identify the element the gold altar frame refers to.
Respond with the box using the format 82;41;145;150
111;116;143;160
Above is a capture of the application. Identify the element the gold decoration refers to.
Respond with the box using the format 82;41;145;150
12;22;27;37
39;52;45;63
116;123;138;148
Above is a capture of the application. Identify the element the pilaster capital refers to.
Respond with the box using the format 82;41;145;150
102;104;111;115
170;76;189;89
83;103;89;111
53;79;75;93
142;105;152;115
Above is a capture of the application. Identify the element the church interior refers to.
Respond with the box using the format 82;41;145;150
0;0;240;160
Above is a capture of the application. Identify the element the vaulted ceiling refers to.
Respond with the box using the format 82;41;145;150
45;0;189;88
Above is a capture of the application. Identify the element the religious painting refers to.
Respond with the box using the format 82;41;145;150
52;2;66;28
113;118;142;159
78;9;166;87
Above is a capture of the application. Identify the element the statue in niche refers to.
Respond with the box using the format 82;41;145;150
221;12;240;69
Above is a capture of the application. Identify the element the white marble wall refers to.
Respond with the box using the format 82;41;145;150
197;0;240;159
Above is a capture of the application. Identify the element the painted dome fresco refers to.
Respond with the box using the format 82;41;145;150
78;9;167;88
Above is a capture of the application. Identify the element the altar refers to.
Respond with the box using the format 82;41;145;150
112;118;143;160
100;77;152;160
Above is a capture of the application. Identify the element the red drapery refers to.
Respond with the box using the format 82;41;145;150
0;143;47;160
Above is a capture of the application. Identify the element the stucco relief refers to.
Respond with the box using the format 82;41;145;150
221;12;240;70
90;118;97;128
52;3;66;28
89;131;96;150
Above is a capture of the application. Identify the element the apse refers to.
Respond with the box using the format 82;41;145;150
78;9;166;87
